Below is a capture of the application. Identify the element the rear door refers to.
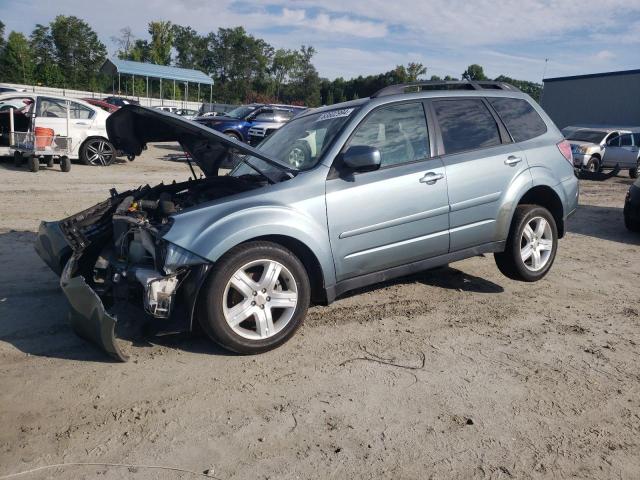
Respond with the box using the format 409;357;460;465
326;101;450;281
602;132;622;167
430;97;531;252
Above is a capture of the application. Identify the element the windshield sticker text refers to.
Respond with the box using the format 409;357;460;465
317;108;354;122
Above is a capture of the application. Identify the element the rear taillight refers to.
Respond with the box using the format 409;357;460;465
557;140;573;164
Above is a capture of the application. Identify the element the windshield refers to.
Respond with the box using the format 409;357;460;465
225;105;259;119
230;106;358;178
567;130;608;143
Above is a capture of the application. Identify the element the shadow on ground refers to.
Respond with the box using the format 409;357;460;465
569;204;640;245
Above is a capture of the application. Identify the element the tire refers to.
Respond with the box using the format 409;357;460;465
586;156;600;173
80;138;116;166
127;154;135;162
60;156;71;172
630;160;639;179
13;151;23;167
624;206;640;232
28;155;39;172
224;131;242;142
494;205;558;282
287;140;312;169
45;155;54;168
199;241;310;354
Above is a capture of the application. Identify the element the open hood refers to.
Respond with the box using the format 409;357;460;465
106;105;288;177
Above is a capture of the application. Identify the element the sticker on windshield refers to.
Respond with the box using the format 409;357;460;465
317;108;354;122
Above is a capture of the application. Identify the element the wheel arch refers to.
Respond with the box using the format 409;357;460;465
516;185;565;238
238;234;328;304
79;135;114;159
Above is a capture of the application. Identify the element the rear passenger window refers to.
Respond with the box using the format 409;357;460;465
621;134;633;146
488;97;547;142
348;102;429;167
433;99;501;155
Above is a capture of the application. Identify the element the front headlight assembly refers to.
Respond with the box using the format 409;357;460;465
163;242;208;274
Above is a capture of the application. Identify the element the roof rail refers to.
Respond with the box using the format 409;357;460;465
371;81;520;98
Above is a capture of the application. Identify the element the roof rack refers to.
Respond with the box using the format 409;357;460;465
371;81;520;98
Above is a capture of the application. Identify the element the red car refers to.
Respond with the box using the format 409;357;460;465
82;98;120;114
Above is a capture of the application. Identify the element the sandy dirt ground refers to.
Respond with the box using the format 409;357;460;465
0;145;639;479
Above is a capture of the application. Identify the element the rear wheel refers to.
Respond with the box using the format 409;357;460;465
224;131;242;142
624;205;640;232
45;155;54;168
494;205;558;282
13;151;23;167
630;159;639;179
199;241;310;354
80;138;115;166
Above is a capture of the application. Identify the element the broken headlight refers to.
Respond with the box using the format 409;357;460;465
163;242;207;274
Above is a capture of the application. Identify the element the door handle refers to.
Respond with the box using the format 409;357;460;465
505;155;522;166
76;122;89;126
419;172;444;184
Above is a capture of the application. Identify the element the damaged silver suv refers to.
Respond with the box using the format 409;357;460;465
36;81;579;361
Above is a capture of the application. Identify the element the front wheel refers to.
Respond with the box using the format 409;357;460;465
199;241;310;354
586;156;600;173
630;160;639;179
80;138;116;166
494;205;558;282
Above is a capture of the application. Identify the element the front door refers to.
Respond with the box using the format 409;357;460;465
326;101;450;282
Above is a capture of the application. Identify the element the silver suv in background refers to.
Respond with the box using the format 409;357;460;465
604;130;640;178
564;127;639;176
35;81;578;360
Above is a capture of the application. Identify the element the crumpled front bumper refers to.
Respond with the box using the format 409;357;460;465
61;256;128;361
35;221;128;362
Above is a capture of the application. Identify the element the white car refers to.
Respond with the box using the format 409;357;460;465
0;93;115;165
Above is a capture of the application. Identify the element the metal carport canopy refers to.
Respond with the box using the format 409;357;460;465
101;58;213;85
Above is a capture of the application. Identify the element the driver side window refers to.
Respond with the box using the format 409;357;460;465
347;102;429;168
607;133;621;147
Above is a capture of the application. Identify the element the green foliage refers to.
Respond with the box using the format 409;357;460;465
462;64;488;81
148;21;173;65
50;15;107;89
0;31;34;84
494;75;542;101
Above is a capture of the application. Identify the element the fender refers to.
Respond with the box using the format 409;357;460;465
494;167;534;242
164;202;337;287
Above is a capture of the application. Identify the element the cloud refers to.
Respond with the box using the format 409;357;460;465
593;50;616;61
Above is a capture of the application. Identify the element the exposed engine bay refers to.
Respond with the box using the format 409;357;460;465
58;176;261;329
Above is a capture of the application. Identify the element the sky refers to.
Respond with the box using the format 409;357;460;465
1;0;639;82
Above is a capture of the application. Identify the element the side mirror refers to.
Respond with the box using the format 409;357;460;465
342;145;381;172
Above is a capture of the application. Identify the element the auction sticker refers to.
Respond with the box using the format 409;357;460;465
317;108;354;121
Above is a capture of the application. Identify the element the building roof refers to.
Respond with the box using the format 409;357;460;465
101;58;213;85
544;68;640;83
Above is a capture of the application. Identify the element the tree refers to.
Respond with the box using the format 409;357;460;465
406;62;427;81
50;15;107;89
270;48;297;100
0;20;5;52
494;74;542;101
30;24;63;86
430;75;442;81
462;64;488;81
148;21;173;65
209;26;273;103
0;31;34;84
112;27;135;60
287;45;320;107
173;25;207;70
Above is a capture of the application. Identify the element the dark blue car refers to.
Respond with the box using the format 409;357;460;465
196;104;306;143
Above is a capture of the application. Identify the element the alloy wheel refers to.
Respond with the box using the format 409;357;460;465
222;259;298;340
287;147;306;168
86;140;114;166
520;216;553;272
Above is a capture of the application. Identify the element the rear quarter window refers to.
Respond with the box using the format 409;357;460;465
488;97;547;142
